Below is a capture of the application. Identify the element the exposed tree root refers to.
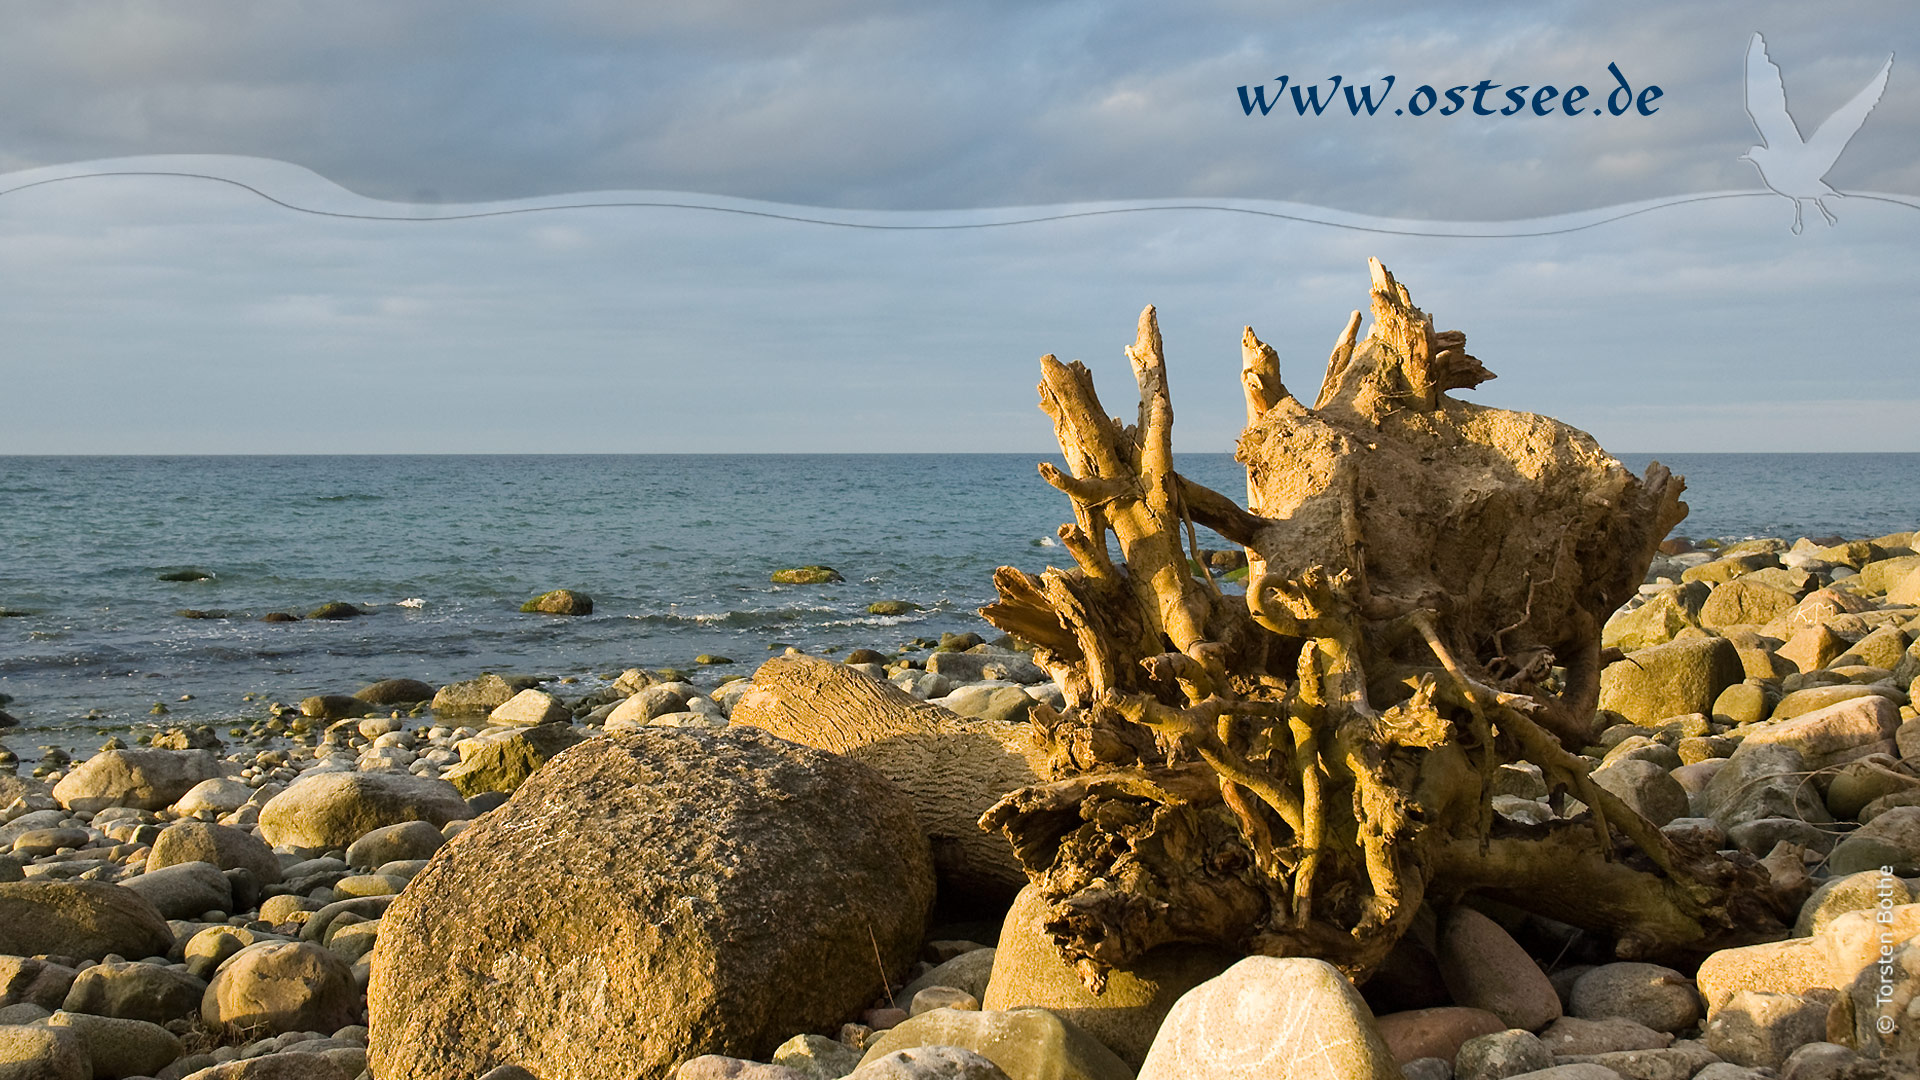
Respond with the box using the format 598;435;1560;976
977;260;1797;988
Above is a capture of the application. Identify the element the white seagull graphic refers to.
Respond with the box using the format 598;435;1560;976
1742;32;1894;233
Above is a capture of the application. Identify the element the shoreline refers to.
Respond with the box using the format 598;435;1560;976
1;529;1918;1076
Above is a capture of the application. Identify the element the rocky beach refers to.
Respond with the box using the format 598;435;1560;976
0;526;1917;1080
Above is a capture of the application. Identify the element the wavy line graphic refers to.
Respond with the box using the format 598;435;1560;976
1;156;1916;239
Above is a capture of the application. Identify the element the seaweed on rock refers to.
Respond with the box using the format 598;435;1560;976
976;259;1799;991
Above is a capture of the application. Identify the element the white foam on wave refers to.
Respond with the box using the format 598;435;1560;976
396;597;426;609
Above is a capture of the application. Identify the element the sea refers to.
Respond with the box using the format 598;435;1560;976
2;453;1917;760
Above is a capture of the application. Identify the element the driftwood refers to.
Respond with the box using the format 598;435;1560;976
976;259;1799;990
731;655;1048;902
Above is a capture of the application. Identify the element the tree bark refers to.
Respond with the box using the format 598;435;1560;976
731;654;1048;902
977;259;1799;990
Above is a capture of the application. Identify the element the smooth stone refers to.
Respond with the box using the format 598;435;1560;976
771;1034;865;1080
1535;1015;1672;1055
53;750;222;813
172;779;257;817
0;881;174;962
256;771;469;850
442;724;585;797
1136;957;1401;1080
980;883;1232;1068
1597;638;1743;727
121;861;233;921
299;696;373;721
1826;804;1920;874
860;1007;1130;1080
1695;743;1831;830
185;926;283;980
366;728;933;1080
1590;759;1690;827
201;941;358;1036
487;689;571;727
1552;1041;1722;1079
354;679;436;706
1794;870;1913;937
903;949;996;1004
1437;907;1562;1031
343;821;444;871
0;955;78;1012
848;1047;1009;1080
0;1025;88;1080
1454;1029;1550;1080
149;822;282;885
677;1057;808;1080
1567;963;1701;1033
1711;684;1770;727
908;987;978;1016
1695;937;1834;1016
430;674;531;716
1701;990;1827;1069
45;1009;184;1080
62;958;206;1025
1374;1006;1506;1065
1741;695;1902;769
1822;759;1920;820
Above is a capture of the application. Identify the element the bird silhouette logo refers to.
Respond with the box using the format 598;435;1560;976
1742;32;1894;233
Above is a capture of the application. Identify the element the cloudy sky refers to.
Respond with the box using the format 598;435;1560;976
0;0;1914;452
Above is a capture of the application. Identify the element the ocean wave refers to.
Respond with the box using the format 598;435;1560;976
621;605;846;630
396;598;427;609
313;493;385;502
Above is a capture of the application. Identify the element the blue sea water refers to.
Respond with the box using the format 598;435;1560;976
1;453;1916;757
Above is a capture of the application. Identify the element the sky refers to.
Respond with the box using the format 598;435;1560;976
0;0;1914;453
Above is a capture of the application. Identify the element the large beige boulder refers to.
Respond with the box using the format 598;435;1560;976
257;771;468;851
367;727;934;1080
52;749;221;812
730;654;1049;900
980;883;1234;1068
201;941;358;1036
1597;638;1743;726
0;881;174;962
148;821;282;885
1698;580;1798;632
1738;694;1902;769
1136;956;1401;1080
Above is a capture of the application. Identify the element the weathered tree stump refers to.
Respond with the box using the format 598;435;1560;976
977;259;1799;991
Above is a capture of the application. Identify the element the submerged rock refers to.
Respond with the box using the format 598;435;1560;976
771;566;844;585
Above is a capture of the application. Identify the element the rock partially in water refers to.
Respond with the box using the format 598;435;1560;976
520;589;593;616
306;602;364;621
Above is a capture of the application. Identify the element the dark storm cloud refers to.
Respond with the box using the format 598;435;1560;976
0;1;1910;217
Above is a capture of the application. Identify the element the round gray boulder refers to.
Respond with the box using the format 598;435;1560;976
367;726;934;1080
